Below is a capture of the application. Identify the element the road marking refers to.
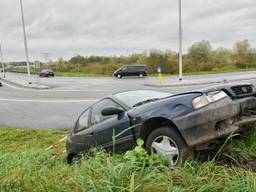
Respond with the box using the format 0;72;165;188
1;81;24;90
0;97;97;103
2;81;112;92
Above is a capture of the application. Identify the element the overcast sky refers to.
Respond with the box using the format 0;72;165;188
0;0;255;61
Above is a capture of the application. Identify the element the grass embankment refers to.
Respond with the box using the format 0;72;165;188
11;66;256;78
184;68;256;76
10;67;40;75
0;127;256;191
55;71;108;77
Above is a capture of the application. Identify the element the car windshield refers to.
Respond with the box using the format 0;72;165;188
113;90;172;108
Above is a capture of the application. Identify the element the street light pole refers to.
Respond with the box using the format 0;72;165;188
178;0;183;81
0;44;5;78
19;0;31;84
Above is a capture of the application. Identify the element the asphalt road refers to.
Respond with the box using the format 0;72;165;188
1;72;256;130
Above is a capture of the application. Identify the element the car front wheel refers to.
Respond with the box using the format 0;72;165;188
139;74;144;78
145;127;191;166
117;74;122;78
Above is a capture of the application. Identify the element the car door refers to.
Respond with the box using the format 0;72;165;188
126;66;135;76
121;67;128;76
89;98;134;152
71;108;95;154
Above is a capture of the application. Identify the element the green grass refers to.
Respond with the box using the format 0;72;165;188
11;66;256;78
10;67;40;75
47;68;256;78
0;128;68;154
55;71;109;77
183;68;256;76
0;127;256;191
151;68;256;77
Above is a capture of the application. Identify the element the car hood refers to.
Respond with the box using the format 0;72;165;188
127;92;201;117
195;82;252;93
127;82;255;117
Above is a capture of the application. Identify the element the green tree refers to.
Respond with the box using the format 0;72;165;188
212;47;233;70
232;39;253;69
188;40;213;71
58;57;65;71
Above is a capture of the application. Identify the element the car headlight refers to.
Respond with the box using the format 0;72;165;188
192;91;227;109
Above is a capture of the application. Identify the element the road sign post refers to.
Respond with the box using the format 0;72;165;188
178;0;183;81
0;44;5;78
157;66;163;84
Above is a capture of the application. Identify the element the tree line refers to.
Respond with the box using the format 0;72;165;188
13;39;256;75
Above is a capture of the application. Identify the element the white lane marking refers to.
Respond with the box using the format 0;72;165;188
0;97;98;103
1;81;24;90
2;81;111;92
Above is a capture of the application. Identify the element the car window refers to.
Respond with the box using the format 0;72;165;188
137;66;145;71
127;66;145;71
75;108;91;132
91;99;123;126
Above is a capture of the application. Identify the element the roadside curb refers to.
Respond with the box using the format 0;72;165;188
144;77;256;88
0;77;50;89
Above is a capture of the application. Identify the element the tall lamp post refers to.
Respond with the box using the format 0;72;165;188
178;0;183;81
19;0;31;84
0;44;5;78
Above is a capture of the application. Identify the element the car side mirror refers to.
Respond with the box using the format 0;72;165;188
101;107;124;116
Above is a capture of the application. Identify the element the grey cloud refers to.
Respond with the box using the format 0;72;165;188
0;0;255;61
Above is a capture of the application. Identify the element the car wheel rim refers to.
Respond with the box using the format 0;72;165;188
118;75;121;78
150;136;179;166
139;74;143;77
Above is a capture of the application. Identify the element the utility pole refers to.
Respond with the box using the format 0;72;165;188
0;44;5;78
178;0;183;81
19;0;31;84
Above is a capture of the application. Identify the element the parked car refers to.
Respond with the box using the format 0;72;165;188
113;65;147;78
66;82;256;166
0;80;2;87
39;69;54;77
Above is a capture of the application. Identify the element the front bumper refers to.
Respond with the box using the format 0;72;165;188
173;96;256;146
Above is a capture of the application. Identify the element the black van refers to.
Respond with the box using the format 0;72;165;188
113;65;148;78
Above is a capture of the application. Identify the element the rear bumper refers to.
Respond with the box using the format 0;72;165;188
173;96;256;146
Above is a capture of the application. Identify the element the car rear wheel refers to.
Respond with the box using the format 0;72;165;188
117;74;122;78
139;74;144;78
145;127;190;166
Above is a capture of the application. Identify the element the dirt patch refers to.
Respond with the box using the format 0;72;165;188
194;150;256;172
245;160;256;172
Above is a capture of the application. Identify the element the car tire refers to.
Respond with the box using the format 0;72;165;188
145;127;191;166
117;74;122;78
67;153;78;164
139;74;144;78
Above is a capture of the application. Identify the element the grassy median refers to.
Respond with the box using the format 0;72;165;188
0;127;256;191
